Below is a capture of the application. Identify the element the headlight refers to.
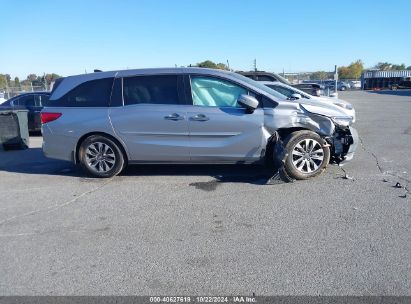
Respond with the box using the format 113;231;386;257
331;116;352;127
334;102;353;110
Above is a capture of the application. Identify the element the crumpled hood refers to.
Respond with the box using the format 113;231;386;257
296;98;351;118
315;95;352;106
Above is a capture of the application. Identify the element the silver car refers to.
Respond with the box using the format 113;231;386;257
41;68;358;179
260;81;356;122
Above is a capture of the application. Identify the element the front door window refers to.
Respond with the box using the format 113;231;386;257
190;76;247;107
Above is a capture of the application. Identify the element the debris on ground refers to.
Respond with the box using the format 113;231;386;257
266;144;295;185
338;165;354;180
394;182;403;188
343;173;354;180
266;169;295;185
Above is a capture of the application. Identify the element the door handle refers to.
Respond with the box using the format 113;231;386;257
164;113;184;121
190;114;209;121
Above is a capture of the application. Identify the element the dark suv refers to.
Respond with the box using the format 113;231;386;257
292;83;325;97
237;71;290;85
0;92;50;132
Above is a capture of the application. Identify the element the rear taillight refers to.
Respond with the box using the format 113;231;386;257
41;112;62;124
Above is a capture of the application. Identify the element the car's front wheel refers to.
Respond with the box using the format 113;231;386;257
78;135;125;178
282;131;330;180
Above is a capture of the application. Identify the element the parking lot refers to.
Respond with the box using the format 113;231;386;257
0;90;410;295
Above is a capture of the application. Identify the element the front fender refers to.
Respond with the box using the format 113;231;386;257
264;104;335;136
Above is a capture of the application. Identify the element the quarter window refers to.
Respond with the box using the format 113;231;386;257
190;76;248;107
54;78;114;107
123;75;180;105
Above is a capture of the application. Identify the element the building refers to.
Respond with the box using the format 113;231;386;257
362;70;411;90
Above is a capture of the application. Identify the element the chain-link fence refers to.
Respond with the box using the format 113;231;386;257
1;85;48;100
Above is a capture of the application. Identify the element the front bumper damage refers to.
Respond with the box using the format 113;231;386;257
327;126;359;165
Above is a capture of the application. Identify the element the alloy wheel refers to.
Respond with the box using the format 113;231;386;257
291;138;324;174
85;142;116;173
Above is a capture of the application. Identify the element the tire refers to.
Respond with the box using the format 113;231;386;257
340;86;346;91
281;131;330;180
78;135;125;178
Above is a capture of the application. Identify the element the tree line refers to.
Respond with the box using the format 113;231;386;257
310;61;411;80
0;73;62;91
2;59;410;90
194;59;411;80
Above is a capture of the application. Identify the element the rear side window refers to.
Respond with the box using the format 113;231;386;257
123;75;180;105
34;94;50;106
52;78;114;107
40;94;50;105
16;95;35;107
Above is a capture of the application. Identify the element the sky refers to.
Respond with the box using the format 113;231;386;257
1;0;410;78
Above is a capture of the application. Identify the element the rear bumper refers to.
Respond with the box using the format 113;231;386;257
42;124;76;162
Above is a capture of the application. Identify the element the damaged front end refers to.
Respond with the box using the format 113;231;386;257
265;101;359;167
326;125;359;164
299;106;359;165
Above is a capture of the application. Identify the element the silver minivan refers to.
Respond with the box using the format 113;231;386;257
41;68;358;179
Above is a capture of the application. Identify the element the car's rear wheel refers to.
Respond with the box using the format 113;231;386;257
282;131;330;180
78;135;124;178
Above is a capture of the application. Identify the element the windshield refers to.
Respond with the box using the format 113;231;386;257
268;83;312;99
231;73;288;100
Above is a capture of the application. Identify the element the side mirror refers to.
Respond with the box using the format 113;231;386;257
290;93;302;100
237;94;258;113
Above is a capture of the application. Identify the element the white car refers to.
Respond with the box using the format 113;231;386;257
0;92;6;104
261;81;356;122
349;80;361;89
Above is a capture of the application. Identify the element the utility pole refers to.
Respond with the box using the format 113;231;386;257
43;72;48;91
4;75;10;99
334;65;338;95
253;59;257;72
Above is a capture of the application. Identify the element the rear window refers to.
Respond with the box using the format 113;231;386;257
50;78;114;107
257;75;275;81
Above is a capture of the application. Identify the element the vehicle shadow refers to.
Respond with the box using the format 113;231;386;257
367;89;411;97
123;164;279;185
0;147;80;177
0;147;283;185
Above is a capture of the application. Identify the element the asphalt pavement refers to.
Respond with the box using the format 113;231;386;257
0;90;410;295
